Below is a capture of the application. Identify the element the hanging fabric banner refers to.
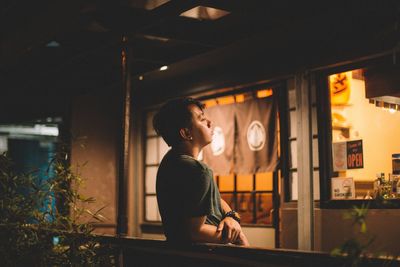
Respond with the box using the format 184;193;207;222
234;97;278;174
202;104;235;175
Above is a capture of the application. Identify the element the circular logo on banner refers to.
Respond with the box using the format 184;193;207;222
247;121;266;151
211;126;225;156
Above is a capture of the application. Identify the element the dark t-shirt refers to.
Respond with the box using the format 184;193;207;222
156;149;224;243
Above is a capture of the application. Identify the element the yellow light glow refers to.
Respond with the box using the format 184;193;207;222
180;6;230;20
160;65;168;71
235;94;245;102
257;89;273;98
216;95;235;105
237;175;253;191
256;172;273;191
219;174;234;192
203;99;217;108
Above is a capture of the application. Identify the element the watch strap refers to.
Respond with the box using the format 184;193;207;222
223;210;241;224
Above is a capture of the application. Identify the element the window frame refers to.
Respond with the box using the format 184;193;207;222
315;57;400;209
141;82;286;228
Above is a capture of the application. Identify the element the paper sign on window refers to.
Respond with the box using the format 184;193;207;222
346;140;363;169
331;177;355;199
332;139;363;171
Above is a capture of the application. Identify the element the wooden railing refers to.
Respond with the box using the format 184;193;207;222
98;235;400;267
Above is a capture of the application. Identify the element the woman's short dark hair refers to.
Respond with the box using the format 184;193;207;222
153;97;204;147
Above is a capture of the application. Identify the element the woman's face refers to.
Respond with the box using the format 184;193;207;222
188;104;213;148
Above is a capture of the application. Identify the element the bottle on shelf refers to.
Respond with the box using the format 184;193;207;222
380;172;392;199
373;173;381;198
397;178;400;198
389;173;397;198
364;190;373;199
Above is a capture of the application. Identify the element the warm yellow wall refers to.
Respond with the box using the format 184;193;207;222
332;73;400;181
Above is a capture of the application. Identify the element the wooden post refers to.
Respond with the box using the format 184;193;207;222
295;71;314;250
117;35;131;236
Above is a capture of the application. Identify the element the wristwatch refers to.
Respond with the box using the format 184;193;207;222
224;210;241;224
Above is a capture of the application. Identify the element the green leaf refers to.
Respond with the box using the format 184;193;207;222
360;222;367;234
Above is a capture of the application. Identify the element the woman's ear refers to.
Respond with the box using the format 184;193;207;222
179;128;192;141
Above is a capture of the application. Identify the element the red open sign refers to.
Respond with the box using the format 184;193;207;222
346;140;363;169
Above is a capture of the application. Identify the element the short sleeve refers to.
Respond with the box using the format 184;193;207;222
181;162;213;217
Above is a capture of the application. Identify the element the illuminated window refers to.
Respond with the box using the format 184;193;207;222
203;89;277;225
286;79;320;201
328;69;400;200
143;87;280;225
143;111;169;222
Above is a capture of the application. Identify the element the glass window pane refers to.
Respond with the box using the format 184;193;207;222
255;172;273;191
311;83;317;104
145;196;160;221
237;192;253;224
221;193;235;210
145;166;158;194
313;170;320;200
146;137;158;164
313;138;319;168
158;137;169;163
289;110;297;138
235;94;245;103
291;172;298;201
219;174;234;192
237;174;253;191
256;193;273;225
203;99;218;108
0;135;7;153
290;140;297;169
312;106;318;135
147;111;157;136
288;81;296;109
329;69;400;200
216;95;235;105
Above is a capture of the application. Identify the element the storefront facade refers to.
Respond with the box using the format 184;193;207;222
63;1;400;255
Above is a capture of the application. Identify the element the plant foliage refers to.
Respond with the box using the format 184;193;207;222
0;149;116;266
331;202;399;267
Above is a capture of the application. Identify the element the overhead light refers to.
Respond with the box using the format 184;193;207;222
160;65;168;71
142;34;170;42
46;41;60;47
139;75;144;80
130;0;170;10
180;6;230;21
